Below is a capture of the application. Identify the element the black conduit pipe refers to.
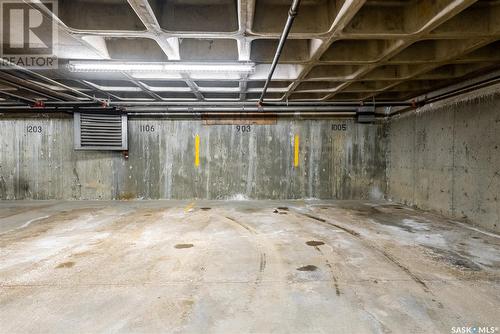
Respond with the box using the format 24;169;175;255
258;0;301;106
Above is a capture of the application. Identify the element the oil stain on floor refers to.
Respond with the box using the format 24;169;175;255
175;244;194;249
297;265;318;271
306;241;325;247
55;261;75;269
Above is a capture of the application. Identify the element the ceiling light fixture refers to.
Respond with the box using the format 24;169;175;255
68;61;256;74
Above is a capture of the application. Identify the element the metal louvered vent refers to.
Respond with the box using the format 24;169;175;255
74;112;128;150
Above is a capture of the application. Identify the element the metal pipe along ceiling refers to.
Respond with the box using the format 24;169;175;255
40;101;414;107
126;112;359;119
0;106;358;113
258;0;301;106
0;106;363;119
0;58;100;102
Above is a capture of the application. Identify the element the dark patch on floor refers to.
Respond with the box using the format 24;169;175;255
306;240;325;247
298;210;430;292
260;253;267;272
340;205;437;233
302;213;326;222
382;221;419;233
426;246;481;271
235;207;259;213
312;244;341;296
297;265;318;272
175;244;194;249
200;207;211;211
298;212;360;237
56;261;75;269
225;216;254;233
0;203;58;220
0;208;100;247
379;250;429;291
277;207;289;211
302;210;430;291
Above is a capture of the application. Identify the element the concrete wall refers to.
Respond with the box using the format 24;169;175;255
0;117;386;201
387;86;500;233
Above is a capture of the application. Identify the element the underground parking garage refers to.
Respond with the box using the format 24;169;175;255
0;0;500;333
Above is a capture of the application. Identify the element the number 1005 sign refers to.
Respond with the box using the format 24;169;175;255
332;123;347;131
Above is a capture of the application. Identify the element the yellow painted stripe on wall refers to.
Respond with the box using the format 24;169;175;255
195;135;200;167
294;135;299;167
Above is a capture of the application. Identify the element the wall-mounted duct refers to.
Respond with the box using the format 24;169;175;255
357;106;376;123
74;111;128;150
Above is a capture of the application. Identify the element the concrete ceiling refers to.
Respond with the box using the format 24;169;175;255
1;0;500;103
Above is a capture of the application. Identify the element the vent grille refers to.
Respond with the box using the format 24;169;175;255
74;112;128;150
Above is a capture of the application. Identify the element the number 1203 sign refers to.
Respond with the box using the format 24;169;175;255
26;125;42;133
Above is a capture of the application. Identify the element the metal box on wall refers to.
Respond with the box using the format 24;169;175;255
74;111;128;151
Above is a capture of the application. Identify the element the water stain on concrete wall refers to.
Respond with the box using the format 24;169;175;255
0;117;387;201
388;88;500;233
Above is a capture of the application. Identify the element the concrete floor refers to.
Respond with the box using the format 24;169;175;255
0;200;499;334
